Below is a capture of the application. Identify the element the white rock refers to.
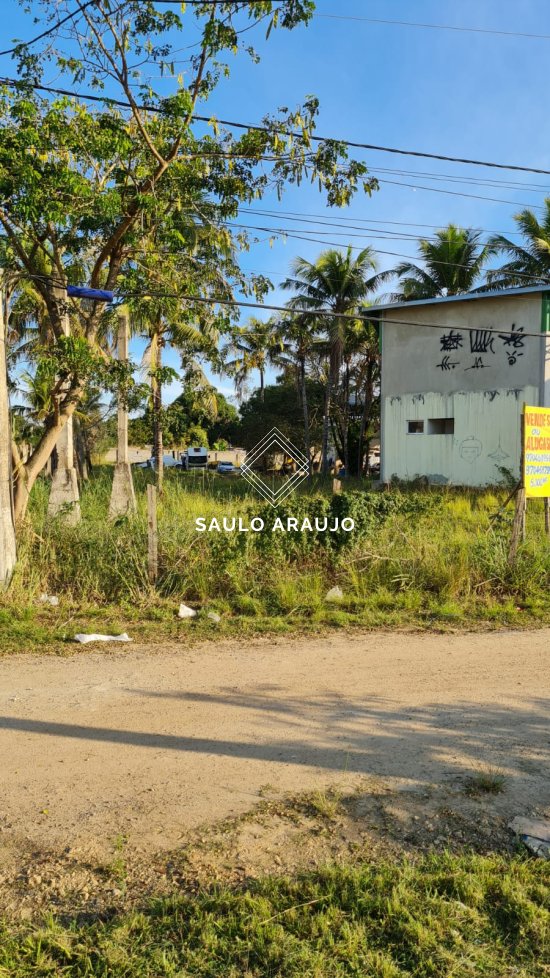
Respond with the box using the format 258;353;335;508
74;633;132;644
178;603;197;619
325;586;344;603
39;593;59;606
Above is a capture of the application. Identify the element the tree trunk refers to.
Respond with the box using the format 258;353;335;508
109;310;136;519
343;361;350;476
299;356;311;479
0;278;17;585
151;328;164;493
260;368;265;402
321;372;332;475
357;360;374;476
74;416;90;483
322;342;341;475
13;395;81;522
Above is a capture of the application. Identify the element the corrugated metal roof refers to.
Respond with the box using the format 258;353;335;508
366;284;549;315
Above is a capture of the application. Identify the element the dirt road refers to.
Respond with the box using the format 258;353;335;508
0;629;548;857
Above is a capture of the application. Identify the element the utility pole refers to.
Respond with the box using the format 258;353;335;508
47;282;81;524
109;309;136;519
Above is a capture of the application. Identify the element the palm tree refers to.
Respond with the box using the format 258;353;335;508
221;317;280;403
282;246;379;473
131;293;219;493
270;311;321;475
383;225;491;301
486;200;550;288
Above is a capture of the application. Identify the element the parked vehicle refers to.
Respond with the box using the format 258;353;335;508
135;455;181;470
217;461;235;474
181;446;209;470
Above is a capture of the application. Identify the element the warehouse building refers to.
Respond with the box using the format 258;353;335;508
369;286;550;485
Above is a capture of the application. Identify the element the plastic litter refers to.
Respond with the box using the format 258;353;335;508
39;593;59;606
509;816;550;858
74;633;132;644
178;603;197;619
207;611;221;623
325;586;344;602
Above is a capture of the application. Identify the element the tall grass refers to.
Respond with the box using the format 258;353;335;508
3;467;550;642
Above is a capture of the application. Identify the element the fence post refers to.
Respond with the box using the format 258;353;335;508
147;483;158;583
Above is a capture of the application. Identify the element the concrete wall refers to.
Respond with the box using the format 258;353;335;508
380;292;547;485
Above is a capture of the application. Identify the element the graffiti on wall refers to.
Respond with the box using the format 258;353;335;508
436;324;525;372
488;439;511;464
459;437;483;463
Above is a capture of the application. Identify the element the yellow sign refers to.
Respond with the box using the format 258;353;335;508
524;405;550;498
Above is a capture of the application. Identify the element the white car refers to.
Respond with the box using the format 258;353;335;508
217;461;235;474
136;455;181;470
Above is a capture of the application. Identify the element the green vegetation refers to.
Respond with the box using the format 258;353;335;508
2;470;550;651
463;768;507;797
0;853;548;977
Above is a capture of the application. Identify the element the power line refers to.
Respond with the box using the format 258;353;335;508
238;207;525;237
0;0;99;57
20;271;550;338
114;1;550;41
377;177;545;210
127;231;549;289
118;284;550;340
315;12;550;42
205;219;550;284
2;74;550;177
236;209;519;242
367;165;550;194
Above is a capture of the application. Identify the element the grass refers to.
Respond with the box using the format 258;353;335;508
0;853;548;976
2;466;550;651
463;767;508;797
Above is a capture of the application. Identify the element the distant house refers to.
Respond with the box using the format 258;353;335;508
368;286;550;486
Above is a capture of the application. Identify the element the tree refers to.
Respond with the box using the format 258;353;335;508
135;297;218;493
282;246;379;472
381;225;491;301
345;316;380;475
270;311;320;473
130;380;238;450
487;200;550;288
221;316;281;402
0;277;16;585
1;0;377;528
237;380;324;454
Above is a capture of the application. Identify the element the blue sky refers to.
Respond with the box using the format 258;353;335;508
4;0;550;402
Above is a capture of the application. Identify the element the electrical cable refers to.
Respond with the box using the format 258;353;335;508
315;12;550;42
0;0;99;56
18;270;550;340
1;74;550;176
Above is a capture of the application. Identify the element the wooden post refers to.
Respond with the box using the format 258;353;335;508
509;406;526;563
147;483;158;583
545;498;550;536
332;478;342;495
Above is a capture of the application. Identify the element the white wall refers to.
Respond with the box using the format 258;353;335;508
380;292;544;485
383;387;538;484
